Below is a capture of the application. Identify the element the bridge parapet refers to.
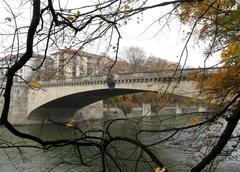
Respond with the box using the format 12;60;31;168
38;67;220;88
39;71;191;88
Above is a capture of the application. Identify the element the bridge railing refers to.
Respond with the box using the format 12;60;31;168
36;67;221;88
39;72;186;88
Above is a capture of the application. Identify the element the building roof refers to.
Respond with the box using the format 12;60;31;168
0;53;53;66
1;53;51;60
50;48;108;59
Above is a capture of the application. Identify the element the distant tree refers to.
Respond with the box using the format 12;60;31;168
144;56;177;71
108;58;130;74
121;47;178;73
123;46;146;72
117;95;134;116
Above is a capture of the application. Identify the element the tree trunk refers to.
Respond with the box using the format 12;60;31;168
191;103;240;172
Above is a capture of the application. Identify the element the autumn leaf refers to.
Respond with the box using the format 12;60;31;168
31;81;41;88
99;20;103;26
67;16;75;21
96;4;101;10
124;4;130;10
66;120;75;128
221;40;240;66
155;166;166;172
76;10;80;16
5;17;12;22
191;119;198;126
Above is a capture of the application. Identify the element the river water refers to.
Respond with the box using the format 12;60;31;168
0;114;239;172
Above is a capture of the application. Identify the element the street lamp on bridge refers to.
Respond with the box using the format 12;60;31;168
106;73;116;89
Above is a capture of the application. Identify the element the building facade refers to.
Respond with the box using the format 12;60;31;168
0;49;112;82
51;49;111;79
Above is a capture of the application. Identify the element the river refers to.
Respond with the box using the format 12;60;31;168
0;114;239;172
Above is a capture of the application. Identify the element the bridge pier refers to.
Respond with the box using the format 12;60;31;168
142;103;151;116
6;83;40;125
176;103;182;114
198;104;207;112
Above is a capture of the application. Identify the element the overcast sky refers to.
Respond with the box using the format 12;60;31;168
116;6;219;68
83;1;220;68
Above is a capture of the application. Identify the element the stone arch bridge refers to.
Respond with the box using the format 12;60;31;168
6;68;217;124
27;69;205;121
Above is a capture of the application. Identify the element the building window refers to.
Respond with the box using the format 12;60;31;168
72;58;76;77
59;56;64;76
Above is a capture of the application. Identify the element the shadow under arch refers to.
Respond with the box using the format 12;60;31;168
29;88;154;121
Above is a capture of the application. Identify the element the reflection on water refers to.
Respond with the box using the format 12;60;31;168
0;114;239;172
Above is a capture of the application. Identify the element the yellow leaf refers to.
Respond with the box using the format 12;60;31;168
116;95;123;101
191;119;198;126
101;15;106;20
66;120;75;128
67;16;75;21
5;17;11;22
76;10;80;16
124;5;130;10
96;4;101;10
31;81;41;88
99;20;103;26
155;166;166;172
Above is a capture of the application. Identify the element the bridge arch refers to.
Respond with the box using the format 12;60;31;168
27;72;198;120
28;87;154;120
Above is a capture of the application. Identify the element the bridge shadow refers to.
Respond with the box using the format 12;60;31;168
29;88;152;121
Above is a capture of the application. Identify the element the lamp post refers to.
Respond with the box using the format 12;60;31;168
106;73;116;89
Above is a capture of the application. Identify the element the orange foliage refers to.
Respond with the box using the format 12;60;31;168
178;0;240;105
177;0;240;40
191;67;240;104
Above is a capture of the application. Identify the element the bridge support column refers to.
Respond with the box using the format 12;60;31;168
199;104;207;112
6;84;40;125
176;103;182;114
142;103;151;116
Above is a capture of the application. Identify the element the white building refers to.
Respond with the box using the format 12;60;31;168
51;49;111;79
0;50;112;82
